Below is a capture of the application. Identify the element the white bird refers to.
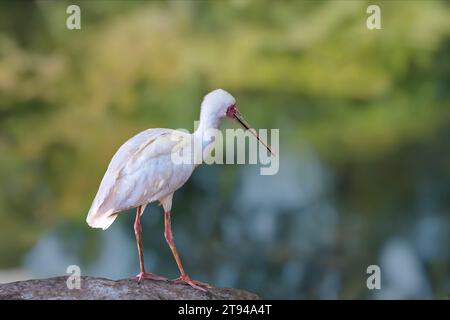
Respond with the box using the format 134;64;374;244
86;89;272;291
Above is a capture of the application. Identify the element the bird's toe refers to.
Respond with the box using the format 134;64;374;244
136;272;168;282
172;275;210;292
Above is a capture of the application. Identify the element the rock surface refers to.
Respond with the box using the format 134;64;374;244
0;276;261;300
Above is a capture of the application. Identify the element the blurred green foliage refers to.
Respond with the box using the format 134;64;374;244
0;0;449;297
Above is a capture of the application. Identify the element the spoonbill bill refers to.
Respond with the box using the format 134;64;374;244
86;89;272;291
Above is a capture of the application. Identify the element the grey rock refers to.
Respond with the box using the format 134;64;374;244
0;276;261;300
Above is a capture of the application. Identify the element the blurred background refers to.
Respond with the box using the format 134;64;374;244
0;0;449;299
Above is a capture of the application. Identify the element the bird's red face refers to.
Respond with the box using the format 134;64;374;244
226;104;274;155
226;104;238;119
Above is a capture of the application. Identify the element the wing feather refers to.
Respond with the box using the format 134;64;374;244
86;128;193;229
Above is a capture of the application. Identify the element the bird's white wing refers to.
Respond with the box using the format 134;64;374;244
86;128;194;230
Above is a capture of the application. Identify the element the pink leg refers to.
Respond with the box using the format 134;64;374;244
134;205;167;282
164;210;211;291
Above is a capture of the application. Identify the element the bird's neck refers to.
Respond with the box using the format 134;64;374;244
194;110;221;150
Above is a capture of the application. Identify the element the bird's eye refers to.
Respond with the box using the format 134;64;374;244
226;104;236;118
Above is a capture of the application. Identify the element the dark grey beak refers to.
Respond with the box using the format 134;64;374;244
233;111;274;156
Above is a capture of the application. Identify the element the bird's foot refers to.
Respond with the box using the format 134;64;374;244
172;275;211;292
136;272;168;283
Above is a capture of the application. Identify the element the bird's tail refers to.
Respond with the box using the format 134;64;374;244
86;207;117;230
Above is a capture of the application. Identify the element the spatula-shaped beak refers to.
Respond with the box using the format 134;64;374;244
226;105;274;156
